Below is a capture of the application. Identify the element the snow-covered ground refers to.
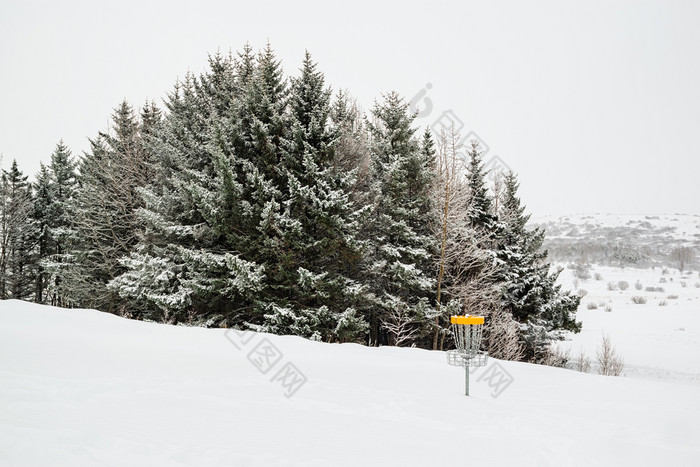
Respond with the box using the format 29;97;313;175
2;299;699;466
555;265;700;384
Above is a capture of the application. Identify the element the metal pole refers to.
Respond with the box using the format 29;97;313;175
465;364;470;396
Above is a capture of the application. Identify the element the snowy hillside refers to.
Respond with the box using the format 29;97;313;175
555;264;700;384
2;300;699;466
531;213;700;242
530;213;700;267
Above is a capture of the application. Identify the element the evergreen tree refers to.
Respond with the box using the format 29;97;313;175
111;55;266;323
260;51;367;341
495;171;581;360
464;140;498;239
32;163;52;303
33;141;78;305
113;46;368;338
363;92;436;346
140;100;163;142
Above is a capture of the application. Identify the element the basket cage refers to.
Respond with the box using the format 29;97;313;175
446;315;488;367
452;321;483;357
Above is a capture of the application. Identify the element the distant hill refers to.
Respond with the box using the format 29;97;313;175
530;214;700;269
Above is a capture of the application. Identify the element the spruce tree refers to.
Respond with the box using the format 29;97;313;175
32;163;52;302
464;141;498;238
363;92;436;346
260;51;367;341
111;55;266;323
34;141;78;305
496;171;581;360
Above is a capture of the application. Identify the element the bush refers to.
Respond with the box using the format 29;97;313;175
575;349;591;373
681;281;687;288
662;267;669;275
658;300;668;306
577;289;588;298
617;280;629;290
541;346;571;368
631;296;647;304
634;280;643;290
667;294;679;300
604;305;613;312
595;272;604;281
587;302;598;310
645;286;664;293
659;277;667;283
607;281;618;291
695;282;700;288
596;334;624;376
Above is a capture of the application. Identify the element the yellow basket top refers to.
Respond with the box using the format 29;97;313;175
450;315;485;325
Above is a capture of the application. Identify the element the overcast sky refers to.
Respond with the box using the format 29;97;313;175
1;0;698;216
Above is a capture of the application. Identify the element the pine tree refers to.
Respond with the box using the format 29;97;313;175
496;171;581;360
111;55;266;323
464;140;498;237
140;100;162;138
363;92;437;346
260;51;366;341
32;163;52;303
33;141;78;305
114;46;367;337
206;44;291;324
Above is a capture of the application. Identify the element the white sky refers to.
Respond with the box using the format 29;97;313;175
1;0;698;216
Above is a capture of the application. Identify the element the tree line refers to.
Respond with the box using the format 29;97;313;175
0;44;581;362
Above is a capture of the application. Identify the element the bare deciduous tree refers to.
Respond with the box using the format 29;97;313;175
380;299;419;347
0;160;35;300
431;127;500;350
64;102;152;314
485;307;525;361
330;90;371;204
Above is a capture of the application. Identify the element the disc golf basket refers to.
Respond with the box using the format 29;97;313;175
446;315;488;396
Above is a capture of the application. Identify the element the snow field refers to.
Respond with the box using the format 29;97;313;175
2;300;699;466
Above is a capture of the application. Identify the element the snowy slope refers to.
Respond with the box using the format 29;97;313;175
1;300;699;466
555;265;700;384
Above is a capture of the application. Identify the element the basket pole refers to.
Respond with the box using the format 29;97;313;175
465;364;470;396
